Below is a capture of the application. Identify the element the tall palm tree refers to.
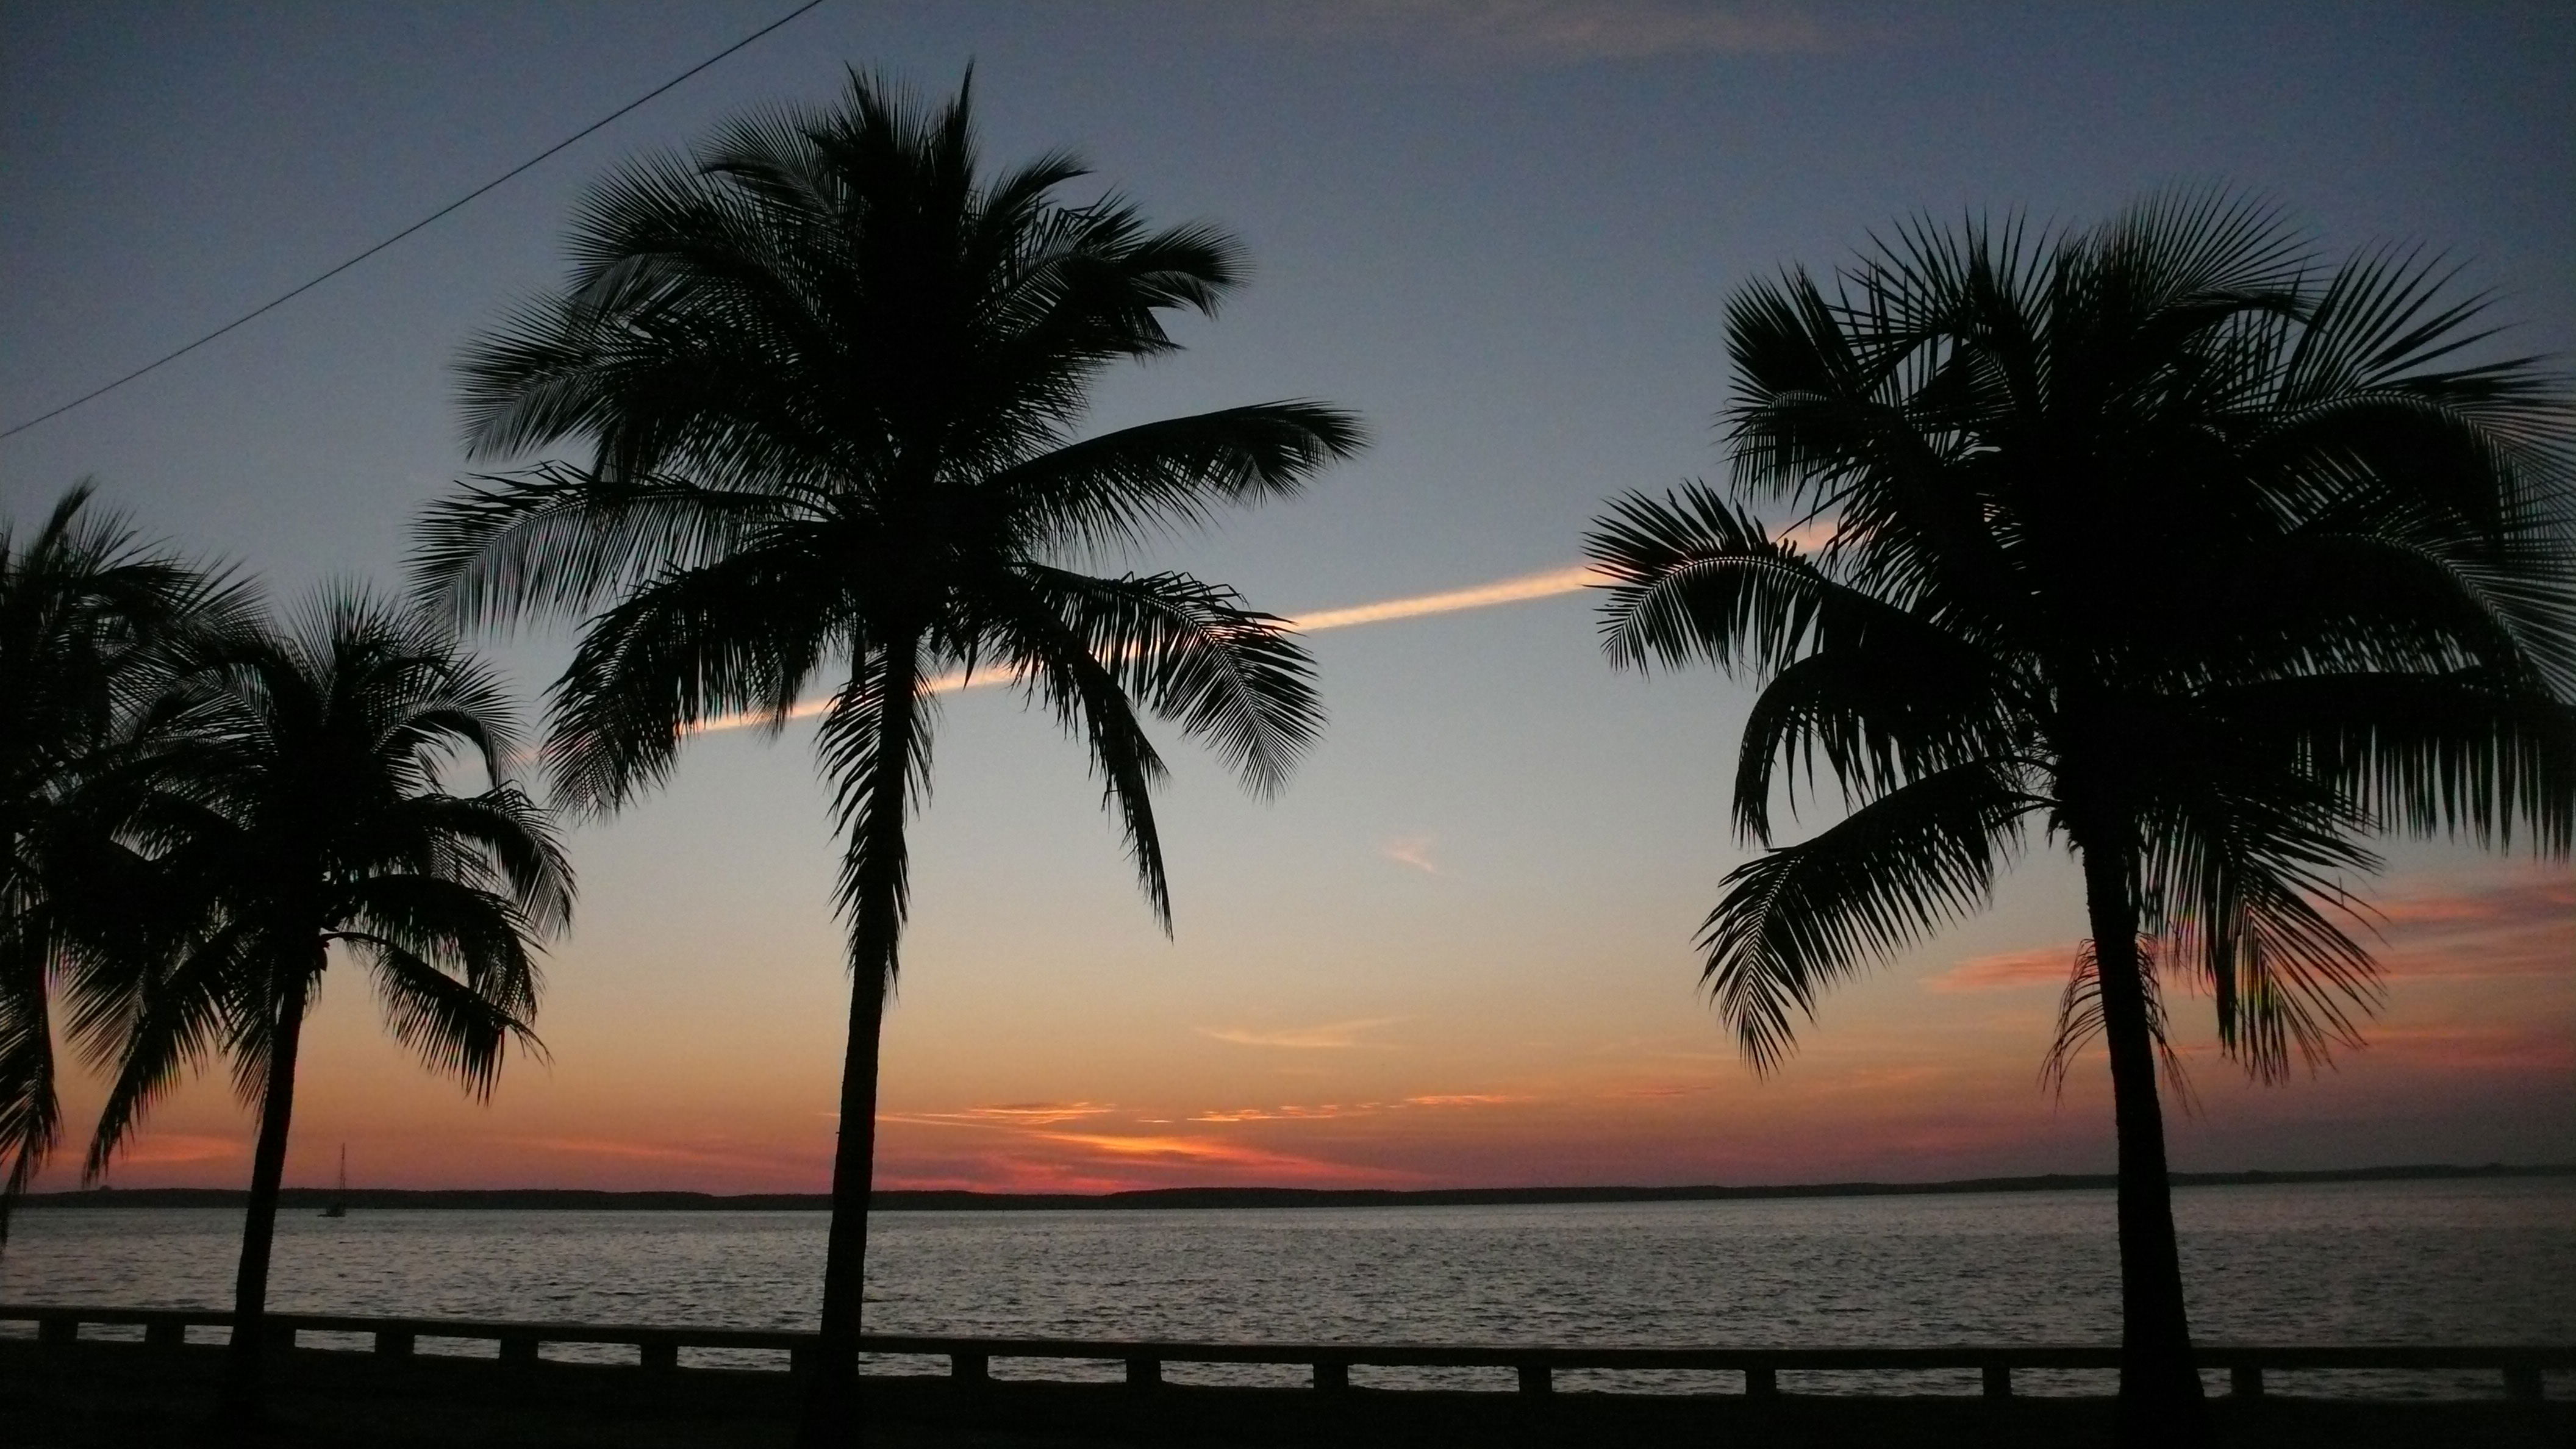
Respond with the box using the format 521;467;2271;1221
1;484;240;1245
412;71;1361;1442
1586;192;2575;1445
84;589;570;1423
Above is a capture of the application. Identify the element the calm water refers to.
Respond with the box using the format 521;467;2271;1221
5;1178;2569;1396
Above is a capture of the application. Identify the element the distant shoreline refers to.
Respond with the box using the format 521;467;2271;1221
18;1161;2569;1213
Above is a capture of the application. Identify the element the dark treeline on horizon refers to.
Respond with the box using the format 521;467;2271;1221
21;1162;2567;1214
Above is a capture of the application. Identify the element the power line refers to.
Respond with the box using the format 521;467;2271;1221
1;0;831;443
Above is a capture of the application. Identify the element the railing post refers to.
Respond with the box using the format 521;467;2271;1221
1516;1362;1551;1395
499;1333;539;1365
951;1350;989;1386
1981;1363;2012;1398
2230;1364;2264;1398
640;1341;678;1372
1126;1356;1162;1390
263;1323;296;1351
36;1316;77;1347
1744;1365;1778;1398
2503;1364;2542;1401
145;1319;187;1350
374;1329;415;1357
1313;1359;1350;1394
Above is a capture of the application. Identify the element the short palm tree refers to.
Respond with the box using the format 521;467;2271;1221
84;589;570;1423
1586;193;2575;1445
1;484;240;1243
412;71;1361;1443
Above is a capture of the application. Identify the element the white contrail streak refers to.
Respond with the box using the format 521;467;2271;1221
690;561;1606;736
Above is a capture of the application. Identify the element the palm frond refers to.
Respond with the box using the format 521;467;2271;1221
815;645;931;988
350;936;539;1099
2039;938;2197;1107
990;403;1365;556
1006;566;1322;798
1698;762;2038;1072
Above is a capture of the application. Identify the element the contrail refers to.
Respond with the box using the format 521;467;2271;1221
692;561;1604;735
1284;563;1600;632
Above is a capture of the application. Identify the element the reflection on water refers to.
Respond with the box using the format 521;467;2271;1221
5;1178;2568;1396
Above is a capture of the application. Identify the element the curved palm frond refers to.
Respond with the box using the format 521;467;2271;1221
1587;484;1834;675
1698;761;2038;1072
545;540;842;814
2039;938;2195;1106
988;403;1365;554
1007;565;1322;797
346;934;540;1099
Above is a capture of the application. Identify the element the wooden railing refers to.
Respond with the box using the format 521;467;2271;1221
2;1304;2564;1401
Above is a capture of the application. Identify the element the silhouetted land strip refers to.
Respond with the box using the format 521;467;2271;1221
23;1161;2569;1212
4;1337;2567;1448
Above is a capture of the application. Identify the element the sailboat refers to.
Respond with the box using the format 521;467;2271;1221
320;1145;349;1218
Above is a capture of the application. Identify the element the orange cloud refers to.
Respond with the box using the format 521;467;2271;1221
1922;945;2075;993
1188;1104;1370;1122
102;1133;243;1167
879;1101;1117;1129
1186;1093;1526;1123
515;1137;815;1172
1198;1017;1406;1049
1025;1131;1409;1184
1380;835;1440;874
2370;875;2575;979
2355;1026;2574;1073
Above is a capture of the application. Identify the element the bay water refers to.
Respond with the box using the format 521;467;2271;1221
5;1176;2569;1397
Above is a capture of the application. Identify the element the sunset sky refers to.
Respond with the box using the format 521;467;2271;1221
4;1;2569;1195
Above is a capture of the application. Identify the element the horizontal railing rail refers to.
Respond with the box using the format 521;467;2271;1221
2;1304;2564;1401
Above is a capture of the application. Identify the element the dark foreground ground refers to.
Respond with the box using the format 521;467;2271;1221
4;1340;2567;1448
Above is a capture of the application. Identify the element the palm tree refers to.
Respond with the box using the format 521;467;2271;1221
1585;192;2574;1446
1;484;240;1245
411;71;1361;1443
84;589;570;1423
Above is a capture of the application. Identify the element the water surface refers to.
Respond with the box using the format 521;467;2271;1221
5;1177;2567;1395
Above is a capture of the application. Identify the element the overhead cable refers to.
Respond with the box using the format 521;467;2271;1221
0;0;831;442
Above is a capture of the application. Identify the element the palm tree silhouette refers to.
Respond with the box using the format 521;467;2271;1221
82;589;570;1425
412;71;1361;1443
1586;192;2574;1445
1;484;242;1245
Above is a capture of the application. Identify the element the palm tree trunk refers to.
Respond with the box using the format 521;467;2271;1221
2079;843;2209;1448
798;642;922;1449
219;964;311;1426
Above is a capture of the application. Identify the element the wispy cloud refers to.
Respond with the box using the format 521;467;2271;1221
1188;1092;1527;1122
1028;1131;1367;1176
1921;873;2576;994
2369;875;2574;979
518;1137;809;1172
1198;1017;1407;1050
107;1133;243;1167
879;1102;1117;1130
1921;945;2075;993
1380;835;1440;873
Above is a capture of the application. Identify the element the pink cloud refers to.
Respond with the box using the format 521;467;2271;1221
1922;945;2074;993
